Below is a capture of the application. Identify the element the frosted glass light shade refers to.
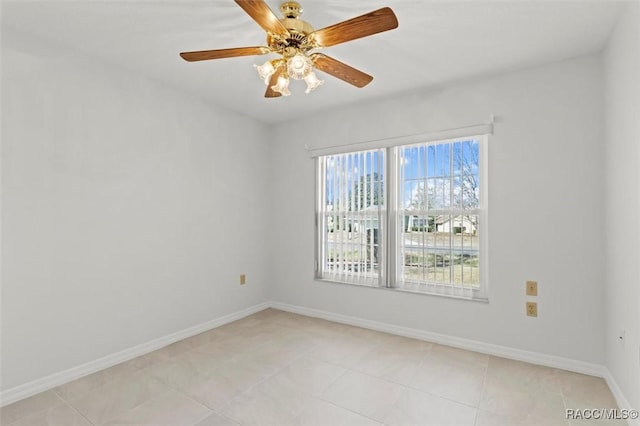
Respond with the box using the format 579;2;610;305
287;53;312;80
254;61;275;85
271;75;291;96
304;71;324;93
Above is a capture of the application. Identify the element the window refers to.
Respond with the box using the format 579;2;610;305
316;135;487;300
316;149;386;286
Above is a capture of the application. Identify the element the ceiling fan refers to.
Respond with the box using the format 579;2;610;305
179;1;398;97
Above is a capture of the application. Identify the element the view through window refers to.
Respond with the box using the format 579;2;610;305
397;140;481;296
316;135;487;300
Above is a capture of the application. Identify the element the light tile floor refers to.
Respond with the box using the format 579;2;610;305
1;309;622;426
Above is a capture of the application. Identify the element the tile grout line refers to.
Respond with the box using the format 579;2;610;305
170;322;325;423
315;350;423;425
214;328;332;420
129;370;217;426
0;392;70;426
385;350;487;412
314;397;391;426
134;355;241;422
49;390;97;426
473;354;492;426
232;319;394;422
558;384;572;426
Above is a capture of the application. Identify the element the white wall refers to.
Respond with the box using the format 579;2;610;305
604;2;640;409
270;54;605;364
1;34;271;391
3;15;632;405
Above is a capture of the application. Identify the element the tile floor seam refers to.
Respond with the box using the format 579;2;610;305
210;346;313;416
3;400;96;426
318;360;351;395
98;389;215;426
341;366;414;391
268;360;347;403
558;384;572;426
211;409;244;426
136;367;226;415
306;347;374;371
321;340;489;421
319;367;410;424
209;400;237;424
1;391;67;426
473;354;491;426
314;396;391;426
3;411;39;426
142;382;216;425
96;387;174;426
402;379;482;411
51;390;97;426
68;401;98;426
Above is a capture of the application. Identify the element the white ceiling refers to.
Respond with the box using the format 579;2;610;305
1;0;626;124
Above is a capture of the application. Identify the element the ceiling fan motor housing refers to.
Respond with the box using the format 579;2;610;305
265;1;314;55
280;2;302;18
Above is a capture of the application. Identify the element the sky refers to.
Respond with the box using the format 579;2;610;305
324;139;480;211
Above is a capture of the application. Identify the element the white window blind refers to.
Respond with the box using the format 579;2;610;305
315;133;488;301
307;123;492;158
395;138;485;299
316;149;385;286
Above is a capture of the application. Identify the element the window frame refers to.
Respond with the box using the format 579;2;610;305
315;133;489;302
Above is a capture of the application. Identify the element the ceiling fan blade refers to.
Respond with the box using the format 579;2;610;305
311;53;373;88
235;0;289;36
265;66;284;98
309;7;398;48
180;46;270;62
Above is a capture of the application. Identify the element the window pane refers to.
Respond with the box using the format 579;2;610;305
318;149;385;286
397;139;481;291
454;140;480;210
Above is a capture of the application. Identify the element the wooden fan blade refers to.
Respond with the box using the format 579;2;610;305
235;0;289;36
265;66;284;98
311;53;373;88
309;7;398;48
180;46;270;62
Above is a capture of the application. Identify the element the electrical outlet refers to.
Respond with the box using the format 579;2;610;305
240;274;246;285
526;280;538;296
526;302;537;317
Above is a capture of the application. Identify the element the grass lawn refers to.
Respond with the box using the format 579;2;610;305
325;229;479;286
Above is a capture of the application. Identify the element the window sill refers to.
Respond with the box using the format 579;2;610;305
314;277;489;303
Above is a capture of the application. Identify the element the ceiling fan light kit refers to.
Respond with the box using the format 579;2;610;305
180;0;398;98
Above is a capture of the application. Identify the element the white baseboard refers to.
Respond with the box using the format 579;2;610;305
270;301;606;377
0;302;270;407
603;371;640;426
3;299;636;426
